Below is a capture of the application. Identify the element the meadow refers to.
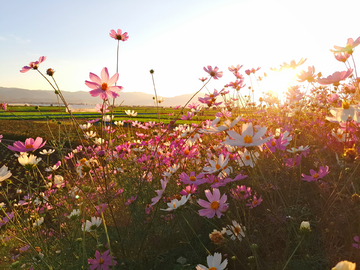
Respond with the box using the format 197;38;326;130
0;30;359;270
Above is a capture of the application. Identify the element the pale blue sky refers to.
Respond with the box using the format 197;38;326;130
1;0;359;100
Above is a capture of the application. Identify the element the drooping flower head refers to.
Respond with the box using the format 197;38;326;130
85;67;123;100
20;56;46;73
109;29;129;41
330;36;360;55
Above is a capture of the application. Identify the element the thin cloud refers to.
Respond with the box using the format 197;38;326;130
9;34;31;44
0;36;7;41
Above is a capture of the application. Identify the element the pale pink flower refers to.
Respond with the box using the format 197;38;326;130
296;66;316;83
203;66;223;80
109;29;129;41
317;69;353;86
20;56;46;73
334;52;351;63
330;36;360;54
197;188;228;218
228;64;243;73
281;58;307;70
85;67;123;100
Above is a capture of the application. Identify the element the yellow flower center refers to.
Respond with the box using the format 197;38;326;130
99;258;104;264
184;150;190;155
173;203;176;208
80;158;87;165
271;141;276;146
342;101;350;109
25;144;33;149
312;173;319;179
337;134;343;139
210;201;219;210
210;72;216;77
253;200;258;205
234;227;241;234
215;163;221;170
244;135;253;144
101;83;108;90
245;155;251;160
209;268;217;270
189;176;197;182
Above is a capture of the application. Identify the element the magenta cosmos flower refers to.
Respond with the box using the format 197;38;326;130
85;67;123;100
301;166;329;182
20;56;46;73
88;250;117;270
109;29;129;41
203;66;223;80
8;137;46;152
197;188;228;218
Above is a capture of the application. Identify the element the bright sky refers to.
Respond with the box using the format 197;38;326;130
1;0;359;101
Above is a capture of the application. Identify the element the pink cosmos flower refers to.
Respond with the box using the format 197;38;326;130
301;166;329;182
85;67;123;100
197;188;229;218
95;103;109;114
246;195;263;209
334;52;351;63
20;56;46;73
228;64;243;73
109;29;129;41
296;66;316;83
245;67;260;75
281;58;307;70
8;137;46;152
88;250;117;270
125;196;137;205
330;36;360;54
179;172;206;186
353;236;360;249
317;69;353;86
0;103;7;111
199;77;208;82
203;66;223;80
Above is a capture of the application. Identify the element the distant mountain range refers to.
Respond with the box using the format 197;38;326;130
0;87;204;107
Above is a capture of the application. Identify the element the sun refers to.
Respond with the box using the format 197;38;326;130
260;68;299;103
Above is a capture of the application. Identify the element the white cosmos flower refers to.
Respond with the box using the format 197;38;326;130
202;154;229;174
160;195;191;211
125;110;138;117
85;131;97;139
114;120;124;126
33;217;44;227
199;116;241;134
331;128;350;143
18;154;41;166
225;122;272;148
39;149;55;155
68;209;80;218
287;145;310;153
196;252;228;270
0;165;12;182
79;123;92;129
225;220;246;241
102;115;115;122
94;138;105;145
54;175;64;188
82;216;102;232
238;149;259;168
326;103;360;123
